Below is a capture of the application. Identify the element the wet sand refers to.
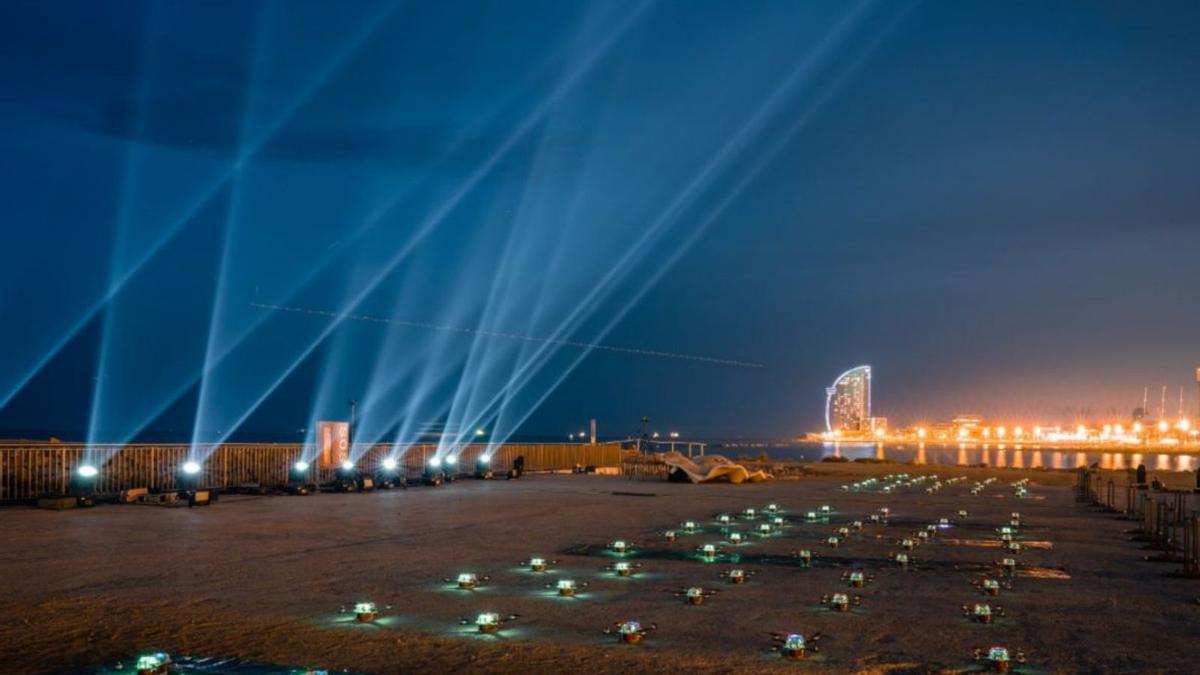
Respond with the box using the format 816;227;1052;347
1;464;1198;674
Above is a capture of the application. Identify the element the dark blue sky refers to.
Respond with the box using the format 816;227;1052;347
1;0;1198;443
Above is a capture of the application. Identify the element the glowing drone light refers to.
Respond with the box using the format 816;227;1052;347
727;569;746;584
475;612;501;633
718;514;732;525
700;544;717;559
894;553;909;567
971;603;994;624
900;538;916;550
999;526;1014;536
838;526;850;536
850;520;863;530
610;540;629;554
614;561;633;577
683;520;699;533
869;514;881;523
758;523;773;535
848;571;866;588
664;530;678;541
795;549;813;566
530;557;547;572
1000;558;1017;575
1006;541;1021;554
805;511;819;521
985;646;1011;670
782;633;807;660
354;601;377;623
766;503;779;513
772;516;785;527
557;579;577;596
829;593;851;612
686;587;706;605
917;530;930;541
820;505;832;514
457;573;479;590
618;620;644;643
728;533;744;544
939;517;950;526
826;536;841;549
136;652;171;675
879;507;889;516
743;507;757;518
982;578;1001;595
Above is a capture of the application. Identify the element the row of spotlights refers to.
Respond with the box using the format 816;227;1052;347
80;455;482;479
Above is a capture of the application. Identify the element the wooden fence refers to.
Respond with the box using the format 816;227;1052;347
0;442;621;503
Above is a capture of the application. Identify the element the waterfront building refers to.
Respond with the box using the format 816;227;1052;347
825;366;871;434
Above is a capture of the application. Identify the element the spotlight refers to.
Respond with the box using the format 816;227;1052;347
475;454;493;479
374;457;404;489
135;652;172;675
333;459;366;492
176;461;209;501
382;458;398;470
288;460;313;495
71;464;100;502
182;461;201;475
446;455;458;466
342;460;355;471
422;457;445;486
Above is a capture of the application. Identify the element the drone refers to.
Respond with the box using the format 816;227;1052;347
609;540;633;555
522;557;557;573
716;514;733;526
769;631;823;660
668;585;719;606
340;601;389;623
742;507;758;520
548;579;589;597
841;569;876;589
461;612;519;634
606;560;644;577
974;576;1012;596
973;645;1027;672
793;549;815;567
826;535;843;549
446;573;491;590
962;603;1006;624
604;620;657;644
699;543;722;560
681;520;701;534
720;568;756;585
820;592;862;613
997;557;1018;576
888;551;914;567
899;537;918;551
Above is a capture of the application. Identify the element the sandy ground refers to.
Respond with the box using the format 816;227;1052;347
2;463;1199;674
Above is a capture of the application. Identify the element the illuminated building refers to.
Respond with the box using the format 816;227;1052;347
825;366;871;434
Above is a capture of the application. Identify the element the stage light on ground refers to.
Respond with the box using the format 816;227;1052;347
446;455;458;466
182;461;201;475
382;458;398;470
341;460;355;471
429;457;442;467
78;464;99;478
294;461;309;472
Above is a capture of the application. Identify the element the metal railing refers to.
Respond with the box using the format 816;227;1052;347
0;442;620;503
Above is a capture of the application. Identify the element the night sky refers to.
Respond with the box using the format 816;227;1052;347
2;0;1198;443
